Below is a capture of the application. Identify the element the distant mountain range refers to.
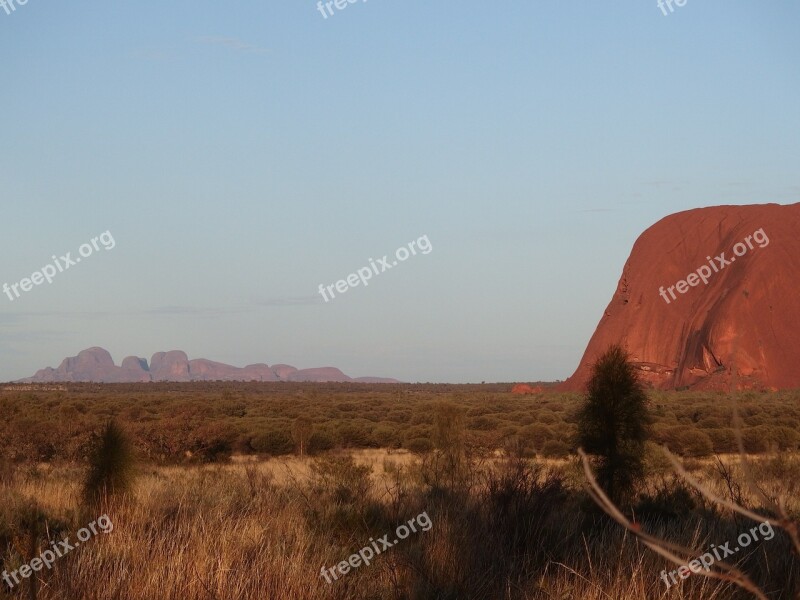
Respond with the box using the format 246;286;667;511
17;347;400;384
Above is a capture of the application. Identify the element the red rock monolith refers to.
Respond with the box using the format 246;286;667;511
561;203;800;391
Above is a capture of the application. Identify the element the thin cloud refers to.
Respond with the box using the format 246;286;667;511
0;299;317;324
0;307;239;322
0;330;68;342
140;305;204;316
253;295;322;307
139;306;252;317
0;310;112;321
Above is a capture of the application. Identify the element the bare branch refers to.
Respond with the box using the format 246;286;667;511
579;449;769;600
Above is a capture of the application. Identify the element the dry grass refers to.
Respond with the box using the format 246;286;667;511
1;450;797;600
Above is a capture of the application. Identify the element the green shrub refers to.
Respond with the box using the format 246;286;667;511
372;424;401;448
643;441;672;475
706;428;738;453
658;426;685;452
742;426;772;453
308;431;335;454
404;424;433;442
410;411;434;425
334;422;374;447
676;429;714;458
219;400;247;417
302;455;378;538
469;415;502;430
697;416;725;429
405;437;434;454
250;430;293;455
772;426;800;451
541;439;570;458
576;344;650;504
191;422;238;463
520;424;554;451
309;455;372;505
536;410;558;424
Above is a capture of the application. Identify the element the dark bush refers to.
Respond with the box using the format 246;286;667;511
635;478;698;521
191;422;238;463
577;344;650;504
334;422;374;447
706;428;738;453
676;429;714;458
481;459;569;564
82;420;136;507
772;426;800;451
372;424;401;448
520;424;554;451
405;437;434;454
469;415;502;431
308;431;335;454
309;455;372;505
250;430;294;455
541;439;570;458
742;426;772;453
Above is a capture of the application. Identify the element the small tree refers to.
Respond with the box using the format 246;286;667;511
292;416;313;457
577;344;649;505
433;402;465;456
422;402;471;490
82;420;136;508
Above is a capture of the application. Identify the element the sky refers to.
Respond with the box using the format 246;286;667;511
1;0;799;383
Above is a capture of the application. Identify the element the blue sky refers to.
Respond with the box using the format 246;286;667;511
1;0;798;382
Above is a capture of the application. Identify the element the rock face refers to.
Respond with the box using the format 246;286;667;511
26;347;147;383
120;356;152;382
287;367;351;383
184;360;280;382
241;364;280;382
19;349;398;384
150;351;191;382
561;203;800;391
121;356;149;373
269;364;298;380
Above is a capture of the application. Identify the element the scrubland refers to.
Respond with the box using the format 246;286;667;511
0;383;798;599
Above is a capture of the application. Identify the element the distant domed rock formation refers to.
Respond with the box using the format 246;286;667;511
561;203;800;391
18;347;399;384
